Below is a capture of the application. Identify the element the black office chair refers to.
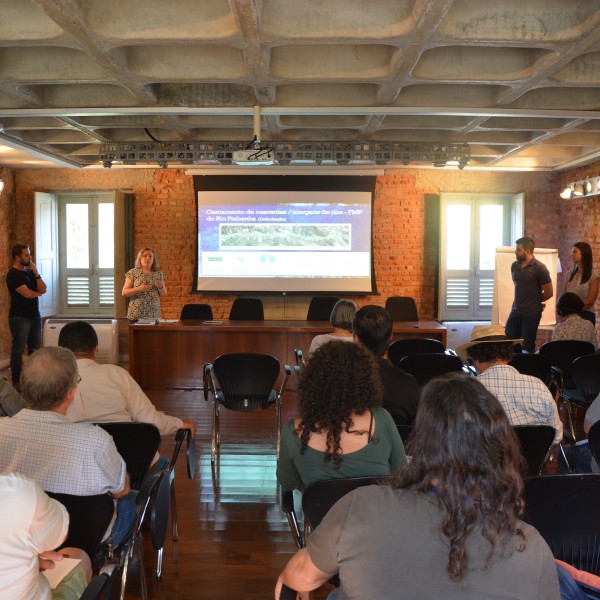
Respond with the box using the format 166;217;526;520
149;466;172;582
97;423;194;580
282;475;390;549
97;423;161;489
570;353;600;410
384;296;418;321
204;353;291;463
117;469;165;600
46;492;114;559
229;297;264;320
539;340;595;394
397;353;464;387
513;425;555;476
508;353;553;388
587;421;600;468
180;303;213;321
523;474;600;575
539;340;595;455
387;338;445;368
306;296;339;321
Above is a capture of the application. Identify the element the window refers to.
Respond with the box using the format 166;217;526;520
59;195;115;315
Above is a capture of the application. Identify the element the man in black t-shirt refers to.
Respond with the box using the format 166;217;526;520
353;305;420;427
505;236;553;353
5;244;47;387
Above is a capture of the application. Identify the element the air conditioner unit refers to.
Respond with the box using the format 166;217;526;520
43;319;119;365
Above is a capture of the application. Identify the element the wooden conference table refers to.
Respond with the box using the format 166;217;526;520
129;319;447;389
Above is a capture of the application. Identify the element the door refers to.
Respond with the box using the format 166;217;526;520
440;194;515;321
59;194;115;315
35;192;59;317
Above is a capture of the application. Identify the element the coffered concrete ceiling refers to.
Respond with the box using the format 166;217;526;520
0;0;599;170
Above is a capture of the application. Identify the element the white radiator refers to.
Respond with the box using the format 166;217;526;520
43;319;119;365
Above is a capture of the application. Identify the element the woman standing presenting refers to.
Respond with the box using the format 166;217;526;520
563;241;599;324
122;247;167;321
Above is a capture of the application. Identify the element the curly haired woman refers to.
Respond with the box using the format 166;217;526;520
276;374;560;599
276;340;406;491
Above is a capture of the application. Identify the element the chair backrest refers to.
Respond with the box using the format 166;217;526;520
508;353;553;387
523;474;600;574
302;476;390;531
306;296;340;321
513;425;555;476
570;354;600;408
396;424;413;447
384;296;418;321
539;340;595;389
213;353;280;411
587;421;600;467
180;303;213;321
96;422;161;490
388;338;445;368
46;492;114;558
397;353;464;386
229;297;264;320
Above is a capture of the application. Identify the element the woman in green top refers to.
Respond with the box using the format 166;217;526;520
277;341;406;491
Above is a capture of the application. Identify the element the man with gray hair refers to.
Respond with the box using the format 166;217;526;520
0;346;133;546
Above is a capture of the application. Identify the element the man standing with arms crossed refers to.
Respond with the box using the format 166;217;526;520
505;237;553;353
5;244;46;389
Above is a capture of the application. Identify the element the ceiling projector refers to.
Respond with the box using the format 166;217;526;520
232;149;275;165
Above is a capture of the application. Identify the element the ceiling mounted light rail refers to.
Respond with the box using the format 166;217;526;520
99;140;471;170
560;176;600;200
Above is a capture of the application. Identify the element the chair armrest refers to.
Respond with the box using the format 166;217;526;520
203;363;214;401
170;428;195;479
80;573;109;600
281;487;304;549
279;583;300;600
294;349;304;367
278;365;292;398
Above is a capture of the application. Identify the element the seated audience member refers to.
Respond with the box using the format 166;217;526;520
0;346;134;548
0;472;92;600
457;324;563;445
0;377;26;416
352;305;420;426
58;320;196;468
582;397;600;473
277;341;405;491
308;299;357;357
552;292;598;348
275;374;560;600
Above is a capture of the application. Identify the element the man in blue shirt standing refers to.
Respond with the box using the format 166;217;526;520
505;237;553;353
5;244;46;388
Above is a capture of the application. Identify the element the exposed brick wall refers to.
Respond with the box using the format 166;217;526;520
0;165;584;363
0;168;16;362
551;159;600;338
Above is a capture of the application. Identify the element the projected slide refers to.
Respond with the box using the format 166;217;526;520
196;190;373;292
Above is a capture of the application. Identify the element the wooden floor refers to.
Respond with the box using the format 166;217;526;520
123;388;332;600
